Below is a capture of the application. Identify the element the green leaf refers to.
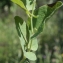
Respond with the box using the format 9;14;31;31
19;21;27;53
26;0;36;11
36;1;63;29
11;0;26;10
31;1;63;38
19;35;25;52
28;38;38;51
20;21;26;40
24;52;37;61
14;16;23;37
14;16;26;52
21;0;26;6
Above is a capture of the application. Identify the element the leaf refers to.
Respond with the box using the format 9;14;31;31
11;0;26;10
14;16;26;52
14;16;23;37
19;21;26;40
26;0;36;11
21;0;26;6
19;21;27;52
28;38;38;51
31;1;63;38
24;52;37;61
19;35;25;52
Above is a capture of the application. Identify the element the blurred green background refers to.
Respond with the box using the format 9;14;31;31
0;0;63;63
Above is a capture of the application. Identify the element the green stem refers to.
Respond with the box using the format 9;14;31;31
31;17;33;33
30;0;36;50
31;0;36;33
26;10;38;18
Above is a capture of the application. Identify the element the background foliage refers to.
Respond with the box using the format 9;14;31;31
0;0;63;63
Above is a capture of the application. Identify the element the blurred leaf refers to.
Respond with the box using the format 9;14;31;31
11;0;26;10
14;16;23;25
24;52;37;60
21;0;26;5
31;1;63;38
